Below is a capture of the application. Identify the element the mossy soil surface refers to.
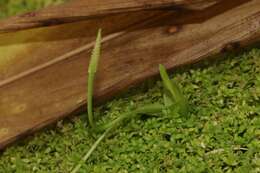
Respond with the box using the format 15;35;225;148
0;1;260;173
0;0;65;18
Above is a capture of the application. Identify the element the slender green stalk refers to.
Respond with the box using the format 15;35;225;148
97;103;164;132
87;29;102;128
71;127;112;173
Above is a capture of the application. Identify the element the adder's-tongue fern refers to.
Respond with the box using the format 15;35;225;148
72;29;189;173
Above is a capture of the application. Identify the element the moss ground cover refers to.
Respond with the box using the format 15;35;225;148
0;0;65;18
0;1;260;173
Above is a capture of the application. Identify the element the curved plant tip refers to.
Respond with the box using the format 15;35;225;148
87;29;102;128
159;64;189;115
